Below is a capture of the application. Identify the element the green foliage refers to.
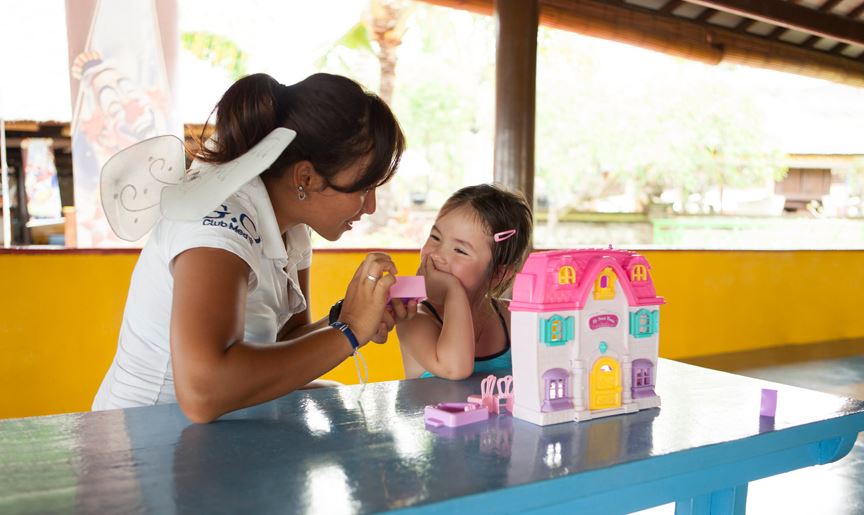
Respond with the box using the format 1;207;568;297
182;32;248;79
536;32;785;213
315;21;375;70
316;3;788;218
316;3;496;204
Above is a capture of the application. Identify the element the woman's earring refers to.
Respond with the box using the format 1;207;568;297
297;186;307;201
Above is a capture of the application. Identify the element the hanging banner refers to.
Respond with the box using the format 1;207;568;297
66;0;180;247
21;138;63;220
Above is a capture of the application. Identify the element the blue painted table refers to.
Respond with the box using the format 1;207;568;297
1;359;863;514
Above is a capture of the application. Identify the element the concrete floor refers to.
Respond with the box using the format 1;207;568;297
638;352;864;515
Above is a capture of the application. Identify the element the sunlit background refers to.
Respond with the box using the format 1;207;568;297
2;0;863;250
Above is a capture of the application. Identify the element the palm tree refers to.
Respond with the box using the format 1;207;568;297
367;0;413;104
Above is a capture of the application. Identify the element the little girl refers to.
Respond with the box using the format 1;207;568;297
397;184;533;379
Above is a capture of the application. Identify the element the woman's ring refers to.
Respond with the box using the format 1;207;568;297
366;274;379;282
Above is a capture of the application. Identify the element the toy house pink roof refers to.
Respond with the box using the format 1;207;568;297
510;248;665;312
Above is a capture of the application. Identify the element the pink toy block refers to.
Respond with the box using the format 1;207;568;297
388;276;426;300
424;402;489;428
760;388;778;417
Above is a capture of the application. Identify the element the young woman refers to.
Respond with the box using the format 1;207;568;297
92;72;414;422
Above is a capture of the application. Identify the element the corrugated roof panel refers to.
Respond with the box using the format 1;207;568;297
814;37;841;50
780;29;815;45
671;2;704;19
840;44;864;58
707;11;744;28
624;0;669;10
746;21;777;36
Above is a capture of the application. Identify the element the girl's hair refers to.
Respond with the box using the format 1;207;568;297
195;73;404;193
439;184;533;299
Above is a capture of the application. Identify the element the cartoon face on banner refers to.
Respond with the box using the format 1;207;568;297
71;52;172;246
66;0;180;247
74;53;169;166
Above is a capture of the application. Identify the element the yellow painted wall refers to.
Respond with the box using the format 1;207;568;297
2;249;863;419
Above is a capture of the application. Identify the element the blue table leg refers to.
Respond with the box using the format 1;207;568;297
675;484;748;515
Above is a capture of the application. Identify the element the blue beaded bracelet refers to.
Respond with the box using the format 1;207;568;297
330;321;360;351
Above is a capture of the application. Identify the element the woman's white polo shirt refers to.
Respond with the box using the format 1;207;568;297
92;176;311;410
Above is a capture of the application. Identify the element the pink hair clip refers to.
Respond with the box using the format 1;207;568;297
493;229;517;242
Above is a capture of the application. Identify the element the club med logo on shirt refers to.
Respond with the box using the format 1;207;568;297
203;204;262;245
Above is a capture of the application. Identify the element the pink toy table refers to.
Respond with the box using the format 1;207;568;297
424;402;489;427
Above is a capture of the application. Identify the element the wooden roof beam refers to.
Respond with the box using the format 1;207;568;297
695;7;717;23
419;0;864;87
686;0;864;47
735;18;756;31
540;0;723;64
816;0;843;13
660;1;683;14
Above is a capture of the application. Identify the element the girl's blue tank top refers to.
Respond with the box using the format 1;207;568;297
418;299;512;378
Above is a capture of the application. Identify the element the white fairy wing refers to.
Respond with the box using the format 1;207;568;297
161;127;296;221
100;135;186;241
99;127;296;241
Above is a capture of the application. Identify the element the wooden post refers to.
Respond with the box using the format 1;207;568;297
1;118;10;247
493;0;538;206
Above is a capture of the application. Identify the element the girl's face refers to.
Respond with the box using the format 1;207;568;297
420;205;493;296
306;159;378;241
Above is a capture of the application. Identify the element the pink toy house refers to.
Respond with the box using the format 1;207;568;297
509;248;664;425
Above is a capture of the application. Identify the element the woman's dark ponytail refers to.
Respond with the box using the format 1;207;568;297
195;73;284;163
194;72;404;193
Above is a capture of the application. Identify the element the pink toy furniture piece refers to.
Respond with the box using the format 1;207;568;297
497;375;514;414
468;375;498;413
468;374;514;415
424;402;489;428
388;276;426;300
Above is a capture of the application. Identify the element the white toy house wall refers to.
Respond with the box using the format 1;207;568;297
574;268;632;420
512;265;661;426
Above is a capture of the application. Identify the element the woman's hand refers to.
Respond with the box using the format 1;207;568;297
339;252;398;345
371;298;419;343
417;255;461;305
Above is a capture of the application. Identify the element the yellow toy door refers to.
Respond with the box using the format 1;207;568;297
589;357;622;410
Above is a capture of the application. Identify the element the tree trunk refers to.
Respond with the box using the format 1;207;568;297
369;0;412;104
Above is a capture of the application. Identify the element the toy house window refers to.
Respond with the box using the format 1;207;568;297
542;368;573;412
540;315;574;346
558;265;576;285
548;380;564;399
593;268;616;300
634;367;648;387
631;359;656;399
631;264;648;282
629;309;659;338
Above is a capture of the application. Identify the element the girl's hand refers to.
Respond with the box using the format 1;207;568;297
339;253;398;345
417;255;461;305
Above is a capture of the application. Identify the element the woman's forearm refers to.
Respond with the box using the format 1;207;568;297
277;315;328;341
174;326;355;423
